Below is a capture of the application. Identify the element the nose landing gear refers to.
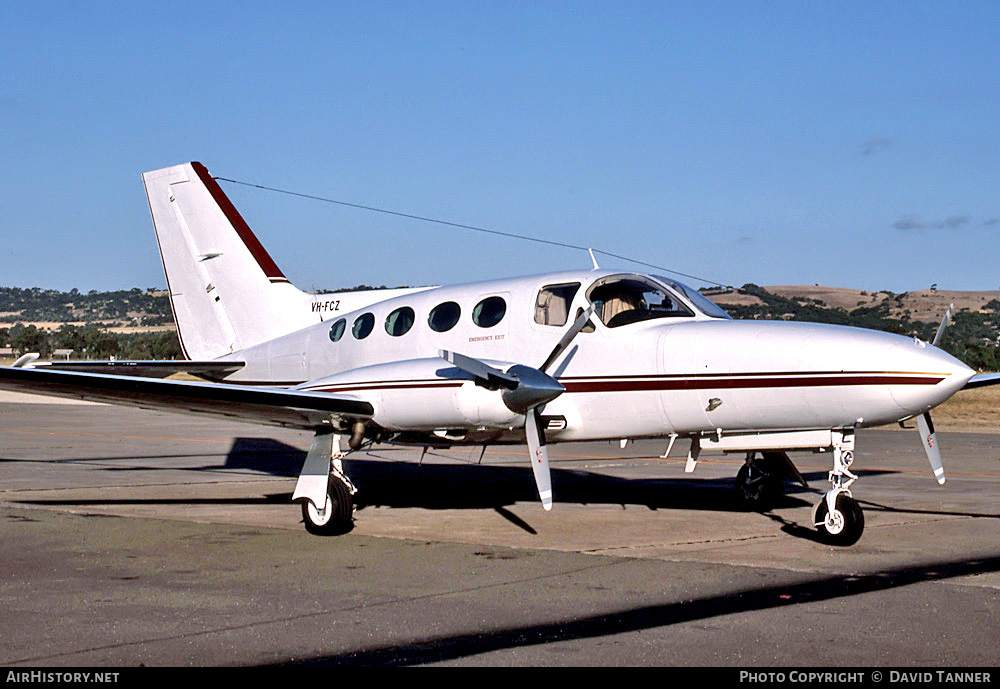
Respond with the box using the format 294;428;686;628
812;438;865;546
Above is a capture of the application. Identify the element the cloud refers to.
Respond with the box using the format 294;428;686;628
983;218;999;228
893;215;970;231
861;138;893;155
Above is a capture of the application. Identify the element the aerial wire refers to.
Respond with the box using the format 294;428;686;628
214;175;733;289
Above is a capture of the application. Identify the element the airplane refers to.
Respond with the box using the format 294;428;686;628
2;161;998;545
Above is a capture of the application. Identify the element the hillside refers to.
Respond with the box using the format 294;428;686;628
713;285;1000;322
0;287;174;332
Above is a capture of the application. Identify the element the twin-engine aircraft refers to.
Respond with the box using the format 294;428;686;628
3;162;997;545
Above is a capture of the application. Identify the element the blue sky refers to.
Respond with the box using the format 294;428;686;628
1;1;997;293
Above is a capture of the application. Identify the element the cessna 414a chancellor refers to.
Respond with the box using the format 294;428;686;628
2;162;997;545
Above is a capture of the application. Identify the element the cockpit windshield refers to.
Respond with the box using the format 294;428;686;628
586;275;694;328
653;276;732;320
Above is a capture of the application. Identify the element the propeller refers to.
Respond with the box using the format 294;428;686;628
439;305;595;510
912;303;954;485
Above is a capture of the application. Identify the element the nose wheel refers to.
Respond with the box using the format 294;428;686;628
813;492;865;546
812;440;865;546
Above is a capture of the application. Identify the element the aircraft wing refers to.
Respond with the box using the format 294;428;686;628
965;373;1000;390
0;366;372;431
30;360;245;381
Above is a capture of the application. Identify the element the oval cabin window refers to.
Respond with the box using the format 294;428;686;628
385;306;415;337
352;313;375;339
472;296;506;328
328;318;346;342
428;301;461;332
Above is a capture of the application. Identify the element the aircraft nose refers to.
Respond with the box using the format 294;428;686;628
887;338;975;413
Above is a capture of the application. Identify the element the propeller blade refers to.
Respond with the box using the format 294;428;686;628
439;349;519;390
916;412;946;485
539;305;595;373
932;303;954;347
525;408;553;510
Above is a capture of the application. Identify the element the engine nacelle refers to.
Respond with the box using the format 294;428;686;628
297;357;522;432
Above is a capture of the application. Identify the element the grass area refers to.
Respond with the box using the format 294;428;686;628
927;384;1000;431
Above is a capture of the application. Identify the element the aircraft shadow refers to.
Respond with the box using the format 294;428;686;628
15;438;998;528
222;437;818;513
266;553;1000;667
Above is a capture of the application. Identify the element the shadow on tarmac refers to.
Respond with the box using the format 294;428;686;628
13;436;998;534
267;553;1000;667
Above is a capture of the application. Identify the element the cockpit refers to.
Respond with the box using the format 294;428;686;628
534;273;730;330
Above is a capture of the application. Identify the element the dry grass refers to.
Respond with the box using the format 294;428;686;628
926;384;1000;432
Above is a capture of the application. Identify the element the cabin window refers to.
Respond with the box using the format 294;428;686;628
587;275;693;328
385;306;415;337
352;312;375;339
328;318;346;342
428;301;461;332
534;283;581;326
472;296;506;328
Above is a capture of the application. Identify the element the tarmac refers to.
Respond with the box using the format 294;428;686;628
1;399;997;667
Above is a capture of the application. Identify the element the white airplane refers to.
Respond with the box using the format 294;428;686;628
2;162;997;545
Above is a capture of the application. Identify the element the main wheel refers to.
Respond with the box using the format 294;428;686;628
735;461;784;511
813;493;864;546
301;476;354;535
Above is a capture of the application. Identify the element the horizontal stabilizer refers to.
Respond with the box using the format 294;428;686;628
964;373;1000;390
31;360;245;381
0;367;371;431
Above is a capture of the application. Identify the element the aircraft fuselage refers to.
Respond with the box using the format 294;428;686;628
219;269;974;444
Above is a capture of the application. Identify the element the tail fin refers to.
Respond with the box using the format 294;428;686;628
143;162;317;359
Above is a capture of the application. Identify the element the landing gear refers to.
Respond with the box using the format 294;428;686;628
812;433;865;546
302;473;355;535
294;429;357;536
813;492;864;546
734;452;786;511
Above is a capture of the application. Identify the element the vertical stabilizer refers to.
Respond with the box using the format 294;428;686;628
143;162;317;359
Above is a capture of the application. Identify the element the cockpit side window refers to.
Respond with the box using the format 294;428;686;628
534;283;581;326
587;276;693;328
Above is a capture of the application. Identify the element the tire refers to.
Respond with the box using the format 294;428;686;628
814;494;864;546
735;462;784;512
301;476;354;536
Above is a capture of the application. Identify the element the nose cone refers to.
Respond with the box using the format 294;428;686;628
887;338;976;413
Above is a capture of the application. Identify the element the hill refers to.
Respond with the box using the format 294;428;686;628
712;285;1000;322
0;287;174;332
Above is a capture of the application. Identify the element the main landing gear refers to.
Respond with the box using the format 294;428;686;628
301;460;356;536
734;451;791;512
294;429;357;536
